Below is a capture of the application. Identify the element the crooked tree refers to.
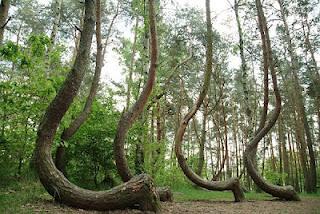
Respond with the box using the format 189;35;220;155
113;0;173;202
35;0;160;211
174;0;245;202
243;0;300;201
54;0;120;175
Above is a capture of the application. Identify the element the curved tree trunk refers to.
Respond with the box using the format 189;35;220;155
54;0;120;175
174;0;245;202
35;1;160;212
0;0;10;44
243;0;300;201
114;0;158;182
113;0;172;202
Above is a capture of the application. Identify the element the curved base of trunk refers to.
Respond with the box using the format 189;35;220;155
175;153;245;202
36;149;160;212
244;151;300;201
157;187;173;202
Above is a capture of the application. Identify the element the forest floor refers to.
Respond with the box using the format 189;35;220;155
22;198;320;214
1;180;320;214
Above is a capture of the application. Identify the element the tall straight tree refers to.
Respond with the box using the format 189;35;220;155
276;0;317;192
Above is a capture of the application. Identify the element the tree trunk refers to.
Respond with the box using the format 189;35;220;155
112;0;172;202
174;0;245;202
114;0;157;182
126;16;139;111
279;116;290;185
54;0;120;175
0;0;10;44
35;1;160;212
243;0;300;201
196;97;208;176
50;0;63;45
55;0;104;174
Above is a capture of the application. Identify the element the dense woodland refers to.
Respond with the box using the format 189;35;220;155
0;0;319;212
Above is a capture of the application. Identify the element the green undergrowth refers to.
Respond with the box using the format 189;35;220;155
0;178;50;214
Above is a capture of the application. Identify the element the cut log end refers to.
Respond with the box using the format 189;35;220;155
156;187;174;202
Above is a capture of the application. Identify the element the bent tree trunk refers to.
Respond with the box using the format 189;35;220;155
174;0;245;202
54;0;119;175
243;0;300;201
35;0;160;212
113;0;172;202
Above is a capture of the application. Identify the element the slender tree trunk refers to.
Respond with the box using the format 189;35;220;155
279;116;290;185
50;0;63;45
269;134;277;172
126;16;139;110
232;105;239;177
0;0;10;44
293;110;310;192
196;97;208;176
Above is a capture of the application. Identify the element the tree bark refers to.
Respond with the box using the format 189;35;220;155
35;1;160;212
243;0;300;201
174;0;245;202
0;0;10;44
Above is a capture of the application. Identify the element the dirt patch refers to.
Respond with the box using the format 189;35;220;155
161;199;320;214
25;199;320;214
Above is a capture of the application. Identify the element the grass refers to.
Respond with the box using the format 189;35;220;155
172;187;272;202
0;179;50;214
172;186;320;202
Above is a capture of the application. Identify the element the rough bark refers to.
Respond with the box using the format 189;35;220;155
0;0;10;44
174;0;245;202
35;1;160;212
243;0;300;201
